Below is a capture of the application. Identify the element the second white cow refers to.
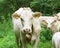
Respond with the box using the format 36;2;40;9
39;16;58;34
39;16;57;28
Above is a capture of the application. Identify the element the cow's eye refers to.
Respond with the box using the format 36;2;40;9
53;20;57;23
42;20;46;23
54;20;57;22
21;18;24;26
51;20;57;24
21;18;24;21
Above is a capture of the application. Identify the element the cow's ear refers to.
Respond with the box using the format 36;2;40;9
33;12;42;18
41;20;47;25
12;13;20;19
53;14;58;19
41;20;46;23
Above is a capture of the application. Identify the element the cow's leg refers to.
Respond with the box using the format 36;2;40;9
21;40;26;48
33;36;39;48
31;35;39;48
19;40;22;48
19;34;22;48
15;31;20;48
20;32;26;48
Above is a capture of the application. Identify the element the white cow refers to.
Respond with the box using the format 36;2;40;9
52;32;60;48
12;8;41;48
39;16;57;28
12;7;33;48
39;16;58;34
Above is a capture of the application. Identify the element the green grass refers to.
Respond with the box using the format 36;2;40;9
0;22;52;48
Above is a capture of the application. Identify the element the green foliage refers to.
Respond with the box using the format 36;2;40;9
40;28;52;42
37;41;52;48
0;22;17;48
0;0;32;22
30;0;60;15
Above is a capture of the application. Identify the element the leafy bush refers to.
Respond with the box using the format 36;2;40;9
40;27;52;42
30;0;60;15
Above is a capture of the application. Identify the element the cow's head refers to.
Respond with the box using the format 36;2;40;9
21;9;41;34
41;17;57;29
19;8;33;34
53;13;60;21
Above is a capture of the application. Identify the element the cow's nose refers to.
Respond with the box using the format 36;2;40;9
23;28;30;33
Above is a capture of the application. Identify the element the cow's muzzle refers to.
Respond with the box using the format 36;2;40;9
22;28;32;34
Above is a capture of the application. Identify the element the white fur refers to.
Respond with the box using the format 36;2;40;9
52;32;60;48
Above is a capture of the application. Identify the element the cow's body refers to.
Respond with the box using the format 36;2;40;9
52;32;60;48
12;8;41;48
